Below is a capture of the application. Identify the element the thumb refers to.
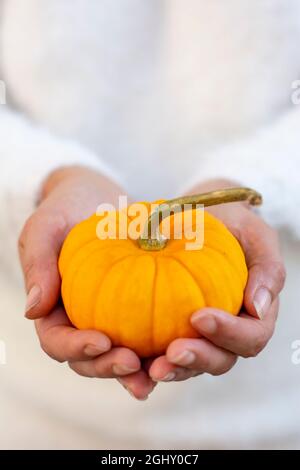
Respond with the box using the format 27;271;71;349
18;210;68;319
243;224;286;320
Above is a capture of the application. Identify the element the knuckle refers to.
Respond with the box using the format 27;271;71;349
222;329;238;345
51;213;68;238
242;221;262;244
243;218;274;252
246;329;268;358
65;337;81;361
39;336;64;363
39;338;51;358
191;370;204;378
68;361;77;373
271;261;287;289
17;233;25;253
39;210;68;240
94;361;105;378
197;354;211;372
19;216;35;242
68;362;85;377
211;355;238;376
18;220;32;253
22;260;35;279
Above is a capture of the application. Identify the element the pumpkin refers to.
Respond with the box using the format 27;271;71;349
59;188;262;357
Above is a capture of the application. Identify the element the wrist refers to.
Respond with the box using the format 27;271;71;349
40;166;94;201
39;165;127;209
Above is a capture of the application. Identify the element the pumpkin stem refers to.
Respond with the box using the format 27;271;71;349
138;187;262;251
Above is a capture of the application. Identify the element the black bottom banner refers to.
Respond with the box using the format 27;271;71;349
0;449;293;464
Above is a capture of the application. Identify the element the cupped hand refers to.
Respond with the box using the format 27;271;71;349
20;173;286;399
19;166;156;400
148;180;286;383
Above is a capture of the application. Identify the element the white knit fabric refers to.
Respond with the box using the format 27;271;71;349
0;0;300;449
0;108;121;277
182;107;300;239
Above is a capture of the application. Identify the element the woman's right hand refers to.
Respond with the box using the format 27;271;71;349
18;165;156;400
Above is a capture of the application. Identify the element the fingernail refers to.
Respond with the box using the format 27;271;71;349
253;287;272;319
84;341;110;357
192;314;217;334
158;371;176;382
25;285;41;316
170;350;196;366
113;364;139;376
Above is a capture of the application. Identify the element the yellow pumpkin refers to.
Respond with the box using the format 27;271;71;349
59;188;261;357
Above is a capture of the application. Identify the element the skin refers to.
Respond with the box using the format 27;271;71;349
19;167;286;400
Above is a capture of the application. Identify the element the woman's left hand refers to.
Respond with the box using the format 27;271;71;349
146;180;286;384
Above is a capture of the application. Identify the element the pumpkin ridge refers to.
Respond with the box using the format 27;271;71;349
60;238;98;277
60;238;133;277
160;225;240;256
195;246;243;312
177;247;233;309
170;255;210;308
175;249;237;311
58;218;96;273
60;215;105;266
149;255;157;356
62;238;128;310
67;244;109;322
202;228;246;280
59;210;139;275
65;241;131;316
225;247;247;291
203;244;245;304
91;254;136;333
167;255;208;310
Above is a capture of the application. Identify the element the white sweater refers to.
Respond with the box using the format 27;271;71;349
0;0;300;449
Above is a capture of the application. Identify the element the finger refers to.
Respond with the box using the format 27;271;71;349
69;347;141;378
35;307;111;362
149;355;201;382
240;221;286;319
191;300;279;358
118;371;157;401
166;338;237;374
19;210;69;319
